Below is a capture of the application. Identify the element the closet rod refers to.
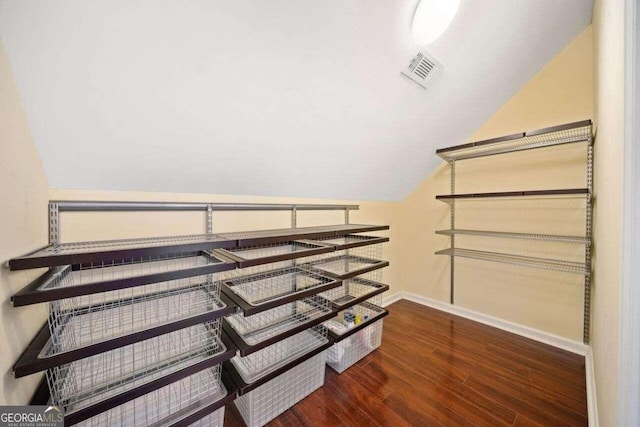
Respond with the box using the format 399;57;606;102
51;201;360;212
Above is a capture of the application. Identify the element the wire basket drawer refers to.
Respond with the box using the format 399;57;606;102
222;267;340;315
216;240;333;268
45;273;226;355
325;304;386;374
304;254;388;281
234;350;326;427
318;277;388;310
74;367;227;427
47;321;226;424
224;296;333;355
229;326;328;384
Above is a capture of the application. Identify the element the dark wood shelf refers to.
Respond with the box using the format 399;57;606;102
9;224;389;271
436;119;592;161
436;188;590;203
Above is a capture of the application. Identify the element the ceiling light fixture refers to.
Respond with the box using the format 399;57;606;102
411;0;461;46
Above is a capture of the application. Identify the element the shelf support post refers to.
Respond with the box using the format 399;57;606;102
450;160;456;304
344;208;349;225
206;204;213;235
291;206;297;229
584;138;594;343
49;202;59;246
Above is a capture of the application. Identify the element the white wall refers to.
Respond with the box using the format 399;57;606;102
0;40;49;404
0;0;592;201
591;0;626;425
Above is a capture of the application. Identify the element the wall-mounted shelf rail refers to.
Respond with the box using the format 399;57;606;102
435;229;590;244
436;119;592;161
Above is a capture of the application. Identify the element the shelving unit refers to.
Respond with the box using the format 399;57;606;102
434;119;593;343
10;200;391;426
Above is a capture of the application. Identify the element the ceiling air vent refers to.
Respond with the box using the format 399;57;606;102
401;50;443;89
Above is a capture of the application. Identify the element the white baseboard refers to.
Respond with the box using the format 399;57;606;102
380;291;404;307
382;291;589;356
585;349;599;426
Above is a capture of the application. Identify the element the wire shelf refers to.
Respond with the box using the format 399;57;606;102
327;318;383;373
47;322;223;417
222;267;340;315
217;241;333;268
436;120;592;161
303;254;388;280
234;350;326;427
435;229;589;244
318;277;388;310
75;368;227;427
225;296;332;346
45;275;225;355
229;326;328;384
435;247;587;274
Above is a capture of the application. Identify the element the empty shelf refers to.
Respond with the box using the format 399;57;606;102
325;301;389;342
216;240;334;268
435;248;587;274
303;254;389;280
436;188;590;203
318;277;389;310
222;266;341;315
223;295;335;356
12;251;235;307
436;119;592;161
435;229;590;244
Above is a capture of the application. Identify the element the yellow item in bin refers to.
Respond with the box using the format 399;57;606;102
355;314;362;325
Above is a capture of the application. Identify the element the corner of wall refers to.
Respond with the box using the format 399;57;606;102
0;39;50;404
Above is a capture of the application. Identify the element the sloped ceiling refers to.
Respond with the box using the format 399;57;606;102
0;0;592;201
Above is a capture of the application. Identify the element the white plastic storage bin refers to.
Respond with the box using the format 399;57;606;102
188;407;225;427
327;318;383;373
234;350;327;427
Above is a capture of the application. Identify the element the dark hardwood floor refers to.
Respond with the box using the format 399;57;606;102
224;299;588;426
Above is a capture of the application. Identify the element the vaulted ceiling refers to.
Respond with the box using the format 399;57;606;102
0;0;592;201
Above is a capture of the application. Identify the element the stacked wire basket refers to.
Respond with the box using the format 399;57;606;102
10;246;238;426
9;218;390;427
215;232;390;426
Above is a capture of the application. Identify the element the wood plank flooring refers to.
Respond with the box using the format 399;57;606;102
224;299;588;426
